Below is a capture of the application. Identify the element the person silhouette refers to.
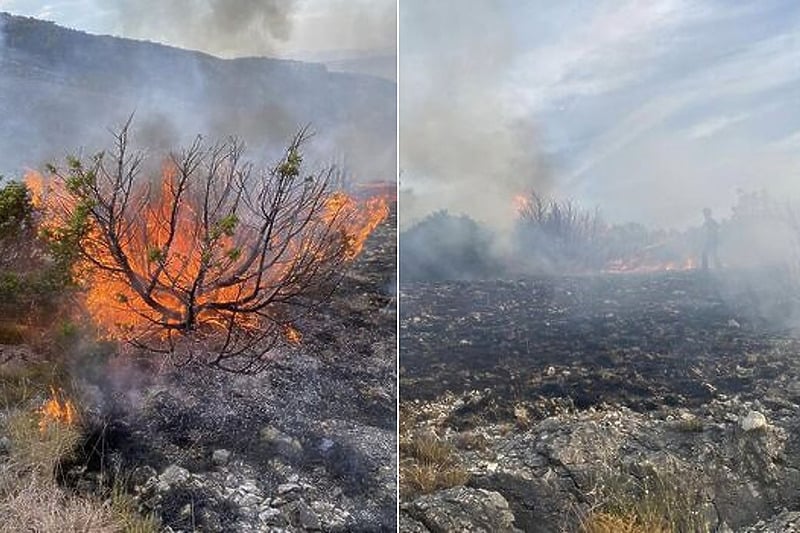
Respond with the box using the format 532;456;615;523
701;207;720;270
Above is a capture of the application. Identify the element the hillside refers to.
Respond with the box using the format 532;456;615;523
0;12;395;180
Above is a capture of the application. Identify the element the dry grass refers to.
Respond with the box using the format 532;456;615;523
108;480;160;533
581;463;713;533
581;510;669;533
0;364;158;533
674;416;704;433
0;474;122;533
0;359;70;410
400;432;470;498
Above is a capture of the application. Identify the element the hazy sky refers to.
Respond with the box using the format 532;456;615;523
0;0;396;60
401;0;800;229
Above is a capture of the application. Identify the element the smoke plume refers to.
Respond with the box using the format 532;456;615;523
111;0;295;58
400;0;549;232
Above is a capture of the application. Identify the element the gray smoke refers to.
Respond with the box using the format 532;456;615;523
400;0;549;232
111;0;295;58
0;9;395;185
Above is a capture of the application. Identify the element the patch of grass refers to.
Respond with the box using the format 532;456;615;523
0;475;120;533
5;407;80;476
674;416;704;433
0;362;157;532
400;432;470;498
109;479;160;533
582;463;712;533
581;510;669;533
0;359;71;410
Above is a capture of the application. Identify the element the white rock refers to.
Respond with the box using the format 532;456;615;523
212;449;231;466
159;465;190;487
740;410;768;432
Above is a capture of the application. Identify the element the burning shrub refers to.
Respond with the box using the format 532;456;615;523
513;192;606;273
400;211;499;282
31;121;388;373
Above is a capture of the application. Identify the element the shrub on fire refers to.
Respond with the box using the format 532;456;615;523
28;120;388;373
512;192;607;273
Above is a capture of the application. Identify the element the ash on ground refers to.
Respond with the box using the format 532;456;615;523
68;206;397;532
400;271;800;532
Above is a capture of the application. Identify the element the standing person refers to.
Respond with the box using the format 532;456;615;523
702;207;720;270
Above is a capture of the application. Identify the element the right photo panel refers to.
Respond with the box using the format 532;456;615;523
399;1;800;532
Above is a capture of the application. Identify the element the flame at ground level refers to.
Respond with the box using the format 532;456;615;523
604;256;697;274
284;324;302;345
39;387;77;433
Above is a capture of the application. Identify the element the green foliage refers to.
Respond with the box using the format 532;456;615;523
147;247;164;263
0;180;34;241
0;180;74;323
277;148;302;178
211;213;239;239
40;197;93;282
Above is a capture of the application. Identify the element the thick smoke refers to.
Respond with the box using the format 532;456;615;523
98;0;397;70
111;0;294;58
400;0;549;232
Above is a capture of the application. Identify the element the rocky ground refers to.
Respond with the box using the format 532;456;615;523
3;205;397;532
400;270;800;532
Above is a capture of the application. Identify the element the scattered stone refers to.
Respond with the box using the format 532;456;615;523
159;465;190;488
258;507;282;524
260;425;303;455
212;448;231;466
295;501;322;530
403;487;521;533
740;410;768;432
0;436;10;456
319;437;335;454
277;483;301;495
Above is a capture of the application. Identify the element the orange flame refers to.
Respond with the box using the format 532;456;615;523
284;324;302;345
324;192;389;259
604;255;697;274
512;194;531;216
39;387;77;433
24;169;389;342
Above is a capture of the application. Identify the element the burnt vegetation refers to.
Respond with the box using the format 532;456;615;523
401;189;800;283
400;190;800;531
35;120;376;373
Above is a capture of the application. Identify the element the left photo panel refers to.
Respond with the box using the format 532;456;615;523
0;1;397;531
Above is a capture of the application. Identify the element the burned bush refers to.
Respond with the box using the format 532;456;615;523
400;211;499;282
513;192;606;273
34;120;388;373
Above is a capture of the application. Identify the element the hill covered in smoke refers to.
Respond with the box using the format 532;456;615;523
0;11;395;179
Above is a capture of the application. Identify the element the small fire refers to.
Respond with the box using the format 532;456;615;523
604;256;697;274
284;324;302;345
39;387;77;433
512;194;531;215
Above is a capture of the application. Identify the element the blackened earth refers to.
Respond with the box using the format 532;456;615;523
400;270;800;532
73;204;397;532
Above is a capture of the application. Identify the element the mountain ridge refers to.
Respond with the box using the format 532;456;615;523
0;11;395;181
